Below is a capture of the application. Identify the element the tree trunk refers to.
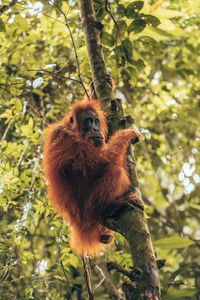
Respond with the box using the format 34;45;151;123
79;0;161;298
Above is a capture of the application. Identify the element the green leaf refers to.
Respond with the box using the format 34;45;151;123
117;4;125;17
164;287;197;300
128;67;138;85
10;177;19;184
21;125;33;136
28;117;34;128
155;8;183;18
101;32;115;47
0;109;12;119
122;39;133;59
94;0;103;4
154;236;194;249
128;58;145;70
96;7;106;20
145;15;161;27
61;2;69;14
128;18;146;34
15;99;23;112
55;275;63;280
136;36;162;54
15;15;29;31
117;20;127;35
125;1;144;19
0;18;6;32
67;254;79;268
113;46;126;66
149;27;175;39
1;140;7;149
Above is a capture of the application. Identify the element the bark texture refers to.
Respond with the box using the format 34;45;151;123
79;0;114;107
79;0;160;298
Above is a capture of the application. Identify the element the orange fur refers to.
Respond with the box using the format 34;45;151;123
43;99;142;256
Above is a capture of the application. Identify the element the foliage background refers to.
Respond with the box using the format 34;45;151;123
0;0;199;299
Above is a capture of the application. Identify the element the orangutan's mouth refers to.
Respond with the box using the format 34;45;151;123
90;136;103;147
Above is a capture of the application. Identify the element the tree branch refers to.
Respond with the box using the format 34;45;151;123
93;261;124;300
50;1;89;99
0;119;14;146
60;260;72;300
79;0;114;107
82;256;93;300
28;69;82;84
79;0;161;299
105;0;127;63
0;0;17;16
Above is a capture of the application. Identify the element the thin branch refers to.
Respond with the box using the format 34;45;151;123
49;1;90;99
103;263;125;300
28;69;81;84
60;260;72;300
105;0;127;63
107;261;142;282
0;119;14;146
42;12;66;25
89;260;124;300
82;256;94;300
12;1;89;97
0;82;23;86
90;258;105;292
17;142;30;167
0;0;17;16
14;3;66;26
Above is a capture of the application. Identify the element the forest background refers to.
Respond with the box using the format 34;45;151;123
0;0;200;299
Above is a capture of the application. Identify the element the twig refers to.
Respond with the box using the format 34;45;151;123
17;142;30;167
28;69;81;84
82;256;94;300
91;260;123;300
105;0;127;63
0;82;23;86
0;0;17;16
0;119;14;146
13;3;66;26
90;258;105;292
49;1;90;99
107;261;142;282
14;1;89;97
42;12;66;25
103;262;125;300
60;260;72;300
